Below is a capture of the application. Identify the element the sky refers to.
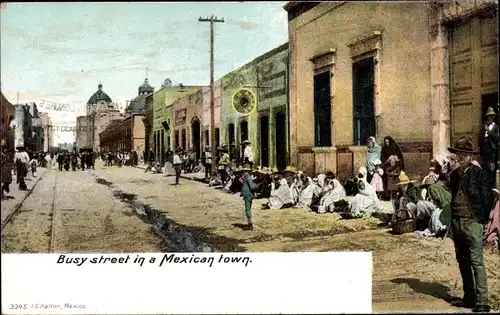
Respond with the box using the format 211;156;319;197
0;2;288;144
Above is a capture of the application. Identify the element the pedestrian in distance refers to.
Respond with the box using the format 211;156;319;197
447;136;492;313
240;163;256;231
203;146;212;180
145;148;155;173
14;146;29;191
172;147;183;185
30;155;38;177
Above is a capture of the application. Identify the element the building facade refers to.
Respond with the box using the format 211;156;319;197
76;83;123;151
39;112;54;152
202;81;221;151
13;104;33;150
220;43;289;169
148;85;203;163
286;1;498;179
0;92;15;155
99;79;151;155
172;87;207;159
28;103;44;152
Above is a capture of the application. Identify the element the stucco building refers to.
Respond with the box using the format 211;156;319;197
0;92;15;154
39;112;54;152
173;86;208;159
285;1;498;179
146;84;203;164
220;43;289;169
76;83;123;151
202;81;222;151
99;79;152;155
13;104;33;149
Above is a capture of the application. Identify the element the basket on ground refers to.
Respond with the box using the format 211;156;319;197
391;209;416;234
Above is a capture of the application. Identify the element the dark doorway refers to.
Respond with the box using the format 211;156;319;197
175;130;179;149
228;123;235;145
192;120;201;160
215;128;220;148
240;121;248;142
181;129;186;151
314;71;332;147
352;57;376;145
260;115;269;167
204;130;209;147
160;131;165;164
276;111;287;170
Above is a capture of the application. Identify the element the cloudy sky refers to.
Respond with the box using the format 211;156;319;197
1;2;288;144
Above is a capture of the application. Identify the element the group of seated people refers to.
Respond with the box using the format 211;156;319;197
201;152;499;245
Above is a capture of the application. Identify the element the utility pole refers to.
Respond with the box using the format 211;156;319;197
198;15;224;176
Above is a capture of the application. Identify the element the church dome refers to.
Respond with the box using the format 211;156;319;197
138;78;154;95
87;83;112;104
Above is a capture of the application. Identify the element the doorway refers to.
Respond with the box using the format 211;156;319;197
352;57;375;145
192;119;201;160
228;123;235;145
275;111;286;170
260;115;269;167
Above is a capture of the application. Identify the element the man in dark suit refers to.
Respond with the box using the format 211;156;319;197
448;136;492;313
480;106;499;188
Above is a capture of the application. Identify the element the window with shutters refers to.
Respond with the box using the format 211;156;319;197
313;71;332;147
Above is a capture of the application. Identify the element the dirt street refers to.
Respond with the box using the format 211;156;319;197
93;165;499;312
1;167;164;253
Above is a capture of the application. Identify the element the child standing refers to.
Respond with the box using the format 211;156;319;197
30;156;38;177
240;164;256;230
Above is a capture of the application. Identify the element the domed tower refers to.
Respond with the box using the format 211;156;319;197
125;78;155;114
138;78;154;96
87;83;113;114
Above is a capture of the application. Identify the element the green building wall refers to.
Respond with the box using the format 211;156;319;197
220;42;289;169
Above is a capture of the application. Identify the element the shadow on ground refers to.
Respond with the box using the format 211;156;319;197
391;278;451;301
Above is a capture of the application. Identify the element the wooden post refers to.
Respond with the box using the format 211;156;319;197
198;15;224;175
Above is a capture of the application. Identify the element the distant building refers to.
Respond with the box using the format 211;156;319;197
0;92;15;155
28;102;44;152
39;112;54;151
99;78;153;156
76;83;124;151
13;104;33;150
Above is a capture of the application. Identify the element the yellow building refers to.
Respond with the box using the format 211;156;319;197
285;1;498;179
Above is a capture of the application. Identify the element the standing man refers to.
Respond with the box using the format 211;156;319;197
230;142;240;165
1;139;13;198
480;106;499;188
447;136;492;313
14;146;29;190
145;148;155;173
240;163;256;230
172;147;183;185
203;146;212;180
242;140;253;168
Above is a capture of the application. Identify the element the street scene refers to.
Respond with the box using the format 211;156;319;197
1;1;499;313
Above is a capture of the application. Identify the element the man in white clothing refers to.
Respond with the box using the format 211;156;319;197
242;140;253;168
173;147;183;185
14;147;30;190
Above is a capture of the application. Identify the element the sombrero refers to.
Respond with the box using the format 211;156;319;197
396;171;417;185
447;136;478;154
270;167;280;176
241;140;251;145
421;176;436;186
284;166;297;173
259;167;272;174
240;163;252;171
485;107;497;117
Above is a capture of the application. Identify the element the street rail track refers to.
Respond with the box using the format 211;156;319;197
1;169;59;253
1;170;47;230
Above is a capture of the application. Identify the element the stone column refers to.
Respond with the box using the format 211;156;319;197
430;5;451;158
269;108;275;168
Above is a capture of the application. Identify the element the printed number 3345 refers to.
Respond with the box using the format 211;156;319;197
10;304;27;309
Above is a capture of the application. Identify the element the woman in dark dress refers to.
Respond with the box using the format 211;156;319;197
380;136;405;200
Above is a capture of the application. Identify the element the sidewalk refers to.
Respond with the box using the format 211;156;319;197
1;167;48;224
134;163;206;181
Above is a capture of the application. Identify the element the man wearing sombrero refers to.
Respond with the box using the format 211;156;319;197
480;106;499;188
241;140;253;168
172;147;183;185
447;136;492;313
239;163;256;230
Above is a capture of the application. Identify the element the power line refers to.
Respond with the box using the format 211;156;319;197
198;15;224;176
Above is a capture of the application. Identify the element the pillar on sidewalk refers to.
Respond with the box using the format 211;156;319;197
430;4;451;158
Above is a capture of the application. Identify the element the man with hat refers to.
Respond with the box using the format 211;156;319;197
13;146;29;190
239;163;256;230
480;106;499;188
218;145;230;185
230;141;239;165
447;136;492;312
241;140;253;168
172;147;183;185
393;171;420;213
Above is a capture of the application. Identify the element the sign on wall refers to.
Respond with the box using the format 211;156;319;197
175;109;187;126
